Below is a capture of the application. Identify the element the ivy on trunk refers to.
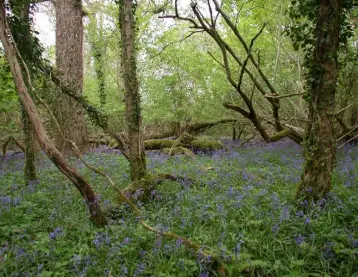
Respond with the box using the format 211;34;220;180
119;0;147;182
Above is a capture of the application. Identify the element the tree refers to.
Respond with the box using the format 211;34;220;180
290;0;353;199
54;0;88;155
86;1;107;109
119;0;147;182
8;0;39;184
0;0;107;226
160;0;303;144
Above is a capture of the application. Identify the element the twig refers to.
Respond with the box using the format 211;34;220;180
150;30;203;59
207;51;225;68
335;104;353;115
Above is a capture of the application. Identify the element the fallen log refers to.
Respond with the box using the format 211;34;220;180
162;146;195;158
144;118;237;140
144;138;224;151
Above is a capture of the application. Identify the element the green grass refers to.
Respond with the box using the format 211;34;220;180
0;141;357;277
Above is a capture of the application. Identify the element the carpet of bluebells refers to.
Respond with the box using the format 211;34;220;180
0;139;357;277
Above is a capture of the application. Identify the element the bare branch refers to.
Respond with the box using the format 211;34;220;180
237;23;266;90
207;51;225;68
150;30;203;59
335;104;353;115
223;102;250;118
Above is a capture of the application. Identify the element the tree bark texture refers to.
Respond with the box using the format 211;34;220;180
55;0;87;155
18;1;37;185
21;105;37;184
297;0;342;200
119;0;147;182
0;2;107;226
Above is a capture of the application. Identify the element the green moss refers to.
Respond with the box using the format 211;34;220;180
144;139;176;150
162;147;195;158
189;139;224;150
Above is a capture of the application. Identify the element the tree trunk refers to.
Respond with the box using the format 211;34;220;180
88;13;106;108
0;3;107;226
17;2;37;185
54;0;87;155
119;0;147;182
296;0;342;200
22;105;37;185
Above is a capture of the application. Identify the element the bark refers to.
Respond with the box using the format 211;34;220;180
22;105;37;184
54;0;87;155
19;1;36;185
38;63;130;159
223;103;303;143
296;0;342;200
0;3;107;226
119;0;147;182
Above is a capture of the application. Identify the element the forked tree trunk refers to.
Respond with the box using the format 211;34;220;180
54;0;87;155
0;3;107;226
119;0;147;182
296;0;342;200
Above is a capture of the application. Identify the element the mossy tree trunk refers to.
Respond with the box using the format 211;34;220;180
22;105;37;185
54;0;88;155
88;11;106;108
119;0;147;182
16;1;36;185
297;0;342;200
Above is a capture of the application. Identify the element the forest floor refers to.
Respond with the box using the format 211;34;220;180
0;139;357;277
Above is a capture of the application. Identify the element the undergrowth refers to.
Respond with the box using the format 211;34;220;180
0;140;357;277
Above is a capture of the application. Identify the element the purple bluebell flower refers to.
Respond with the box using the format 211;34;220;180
49;227;63;240
176;238;183;249
296;210;304;217
295;234;305;245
